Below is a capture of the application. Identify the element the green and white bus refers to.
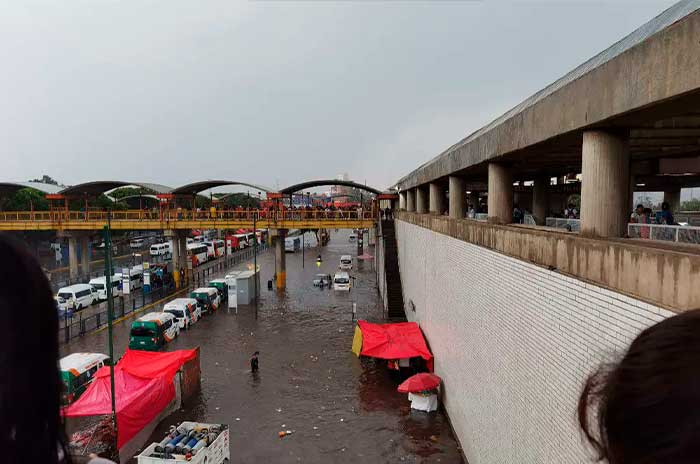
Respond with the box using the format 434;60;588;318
60;352;111;405
128;312;179;351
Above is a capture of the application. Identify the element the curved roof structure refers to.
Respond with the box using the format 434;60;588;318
280;179;381;195
170;180;272;196
0;181;63;196
112;194;161;205
58;181;172;197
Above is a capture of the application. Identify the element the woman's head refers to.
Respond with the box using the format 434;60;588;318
0;233;67;462
578;309;700;464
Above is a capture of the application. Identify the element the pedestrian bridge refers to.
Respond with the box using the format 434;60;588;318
0;209;377;231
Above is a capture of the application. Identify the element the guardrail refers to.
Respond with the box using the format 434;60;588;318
628;223;700;245
0;209;377;222
545;217;581;232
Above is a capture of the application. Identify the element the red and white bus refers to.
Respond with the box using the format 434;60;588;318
186;243;209;267
204;239;226;259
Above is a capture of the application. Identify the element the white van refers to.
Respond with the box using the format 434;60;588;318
125;265;144;290
339;255;353;270
57;284;98;310
163;298;201;330
89;276;122;300
333;272;351;291
149;242;172;257
130;238;145;249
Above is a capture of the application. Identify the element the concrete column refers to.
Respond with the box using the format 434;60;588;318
532;177;549;225
399;192;406;210
581;130;630;237
449;176;466;219
416;186;428;214
487;163;513;224
274;229;287;289
68;236;79;282
664;188;681;213
406;189;416;212
166;230;183;287
80;235;90;279
429;182;444;215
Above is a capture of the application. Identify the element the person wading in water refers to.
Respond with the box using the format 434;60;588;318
250;351;260;373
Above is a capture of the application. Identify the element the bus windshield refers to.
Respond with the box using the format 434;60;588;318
335;277;349;284
91;283;105;290
130;326;156;337
58;292;72;300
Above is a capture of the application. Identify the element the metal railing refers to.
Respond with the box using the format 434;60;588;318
545;217;581;232
628;223;700;244
0;209;376;223
57;243;270;344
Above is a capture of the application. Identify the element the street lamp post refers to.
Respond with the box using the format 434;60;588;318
102;217;118;447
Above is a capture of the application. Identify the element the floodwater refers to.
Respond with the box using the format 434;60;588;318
63;230;463;463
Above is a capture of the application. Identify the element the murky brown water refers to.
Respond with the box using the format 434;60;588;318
63;230;463;463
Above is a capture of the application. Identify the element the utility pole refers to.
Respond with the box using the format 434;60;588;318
253;212;258;320
102;215;118;446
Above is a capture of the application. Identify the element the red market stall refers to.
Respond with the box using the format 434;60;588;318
64;349;199;461
352;320;433;371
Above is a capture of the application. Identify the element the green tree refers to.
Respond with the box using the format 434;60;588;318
29;174;59;185
680;198;700;211
2;188;49;211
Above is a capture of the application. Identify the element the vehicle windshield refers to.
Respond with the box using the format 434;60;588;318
55;296;66;303
195;296;209;305
166;310;184;318
130;326;156;337
58;292;72;300
341;259;351;264
91;283;104;290
335;278;349;284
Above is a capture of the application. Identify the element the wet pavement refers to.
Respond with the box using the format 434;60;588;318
62;230;463;464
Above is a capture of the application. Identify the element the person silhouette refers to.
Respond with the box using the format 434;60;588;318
250;351;260;373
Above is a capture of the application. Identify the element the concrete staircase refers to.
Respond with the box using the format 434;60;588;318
381;219;406;320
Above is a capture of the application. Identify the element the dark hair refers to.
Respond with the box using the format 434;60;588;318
661;201;670;210
636;204;644;210
578;309;700;464
0;233;70;463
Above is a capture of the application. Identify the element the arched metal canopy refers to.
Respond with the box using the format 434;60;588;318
170;180;272;196
58;181;173;197
0;181;63;196
279;179;381;195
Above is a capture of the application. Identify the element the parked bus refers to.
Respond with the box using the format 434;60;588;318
163;298;201;330
150;242;172;257
89;276;122;301
225;235;244;254
60;352;110;405
187;243;209;267
208;279;228;302
57;284;98;311
203;239;226;259
339;255;353;270
120;265;144;291
190;287;221;314
128;312;179;351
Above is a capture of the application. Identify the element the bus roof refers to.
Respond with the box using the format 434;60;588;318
136;312;175;324
192;287;218;295
164;298;197;307
60;352;109;373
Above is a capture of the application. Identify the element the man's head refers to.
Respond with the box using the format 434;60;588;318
636;204;644;214
661;202;670;211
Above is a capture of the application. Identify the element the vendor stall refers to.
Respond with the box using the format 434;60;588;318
351;320;433;372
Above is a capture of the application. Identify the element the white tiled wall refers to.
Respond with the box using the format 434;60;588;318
395;219;674;464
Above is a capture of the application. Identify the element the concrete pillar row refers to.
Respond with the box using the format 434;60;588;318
664;188;681;213
416;186;428;214
399;192;406;210
487;163;513;224
406;189;416;212
80;235;91;280
449;176;466;219
68;235;79;282
273;229;287;289
532;177;550;225
429;182;445;215
580;130;630;238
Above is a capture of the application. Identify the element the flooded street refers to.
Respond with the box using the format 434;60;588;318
63;230;463;463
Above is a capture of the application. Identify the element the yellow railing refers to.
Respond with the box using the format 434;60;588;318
0;209;378;229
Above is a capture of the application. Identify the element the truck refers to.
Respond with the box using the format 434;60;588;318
136;422;230;463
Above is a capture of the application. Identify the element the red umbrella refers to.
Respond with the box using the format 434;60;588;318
397;373;441;393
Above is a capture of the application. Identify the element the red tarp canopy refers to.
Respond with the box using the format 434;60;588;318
357;320;433;371
63;349;197;449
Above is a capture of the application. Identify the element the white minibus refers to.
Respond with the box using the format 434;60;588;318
89;276;122;300
339;255;353;270
333;272;351;291
57;284;98;310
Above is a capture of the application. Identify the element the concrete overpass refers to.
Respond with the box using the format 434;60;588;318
381;3;700;463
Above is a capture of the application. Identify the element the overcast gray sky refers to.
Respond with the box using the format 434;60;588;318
0;0;679;191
